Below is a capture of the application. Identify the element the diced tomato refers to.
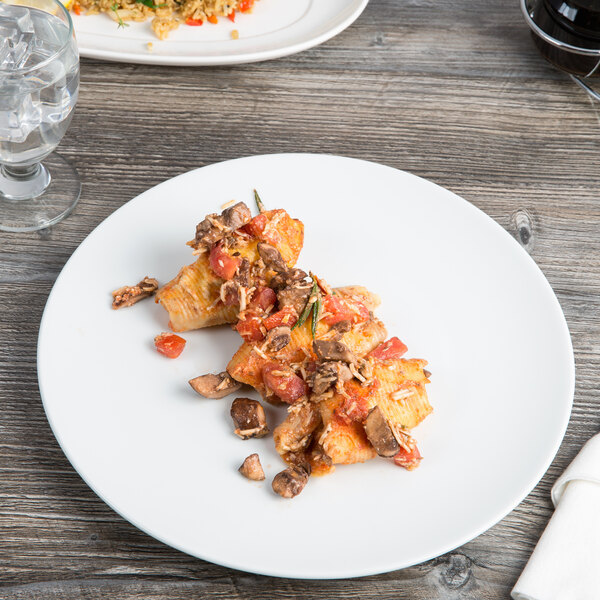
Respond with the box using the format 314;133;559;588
185;17;203;25
154;332;186;358
321;294;369;326
393;444;422;471
263;305;297;331
368;337;408;361
238;0;254;11
228;11;235;21
235;312;264;342
262;362;307;404
249;287;276;312
73;3;82;15
207;14;218;23
242;213;267;238
209;242;241;280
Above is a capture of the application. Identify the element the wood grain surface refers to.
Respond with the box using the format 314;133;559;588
2;0;599;597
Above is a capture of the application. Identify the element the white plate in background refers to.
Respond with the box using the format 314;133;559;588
75;0;369;65
38;154;574;578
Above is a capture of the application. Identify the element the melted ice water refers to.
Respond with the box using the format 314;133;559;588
0;4;79;165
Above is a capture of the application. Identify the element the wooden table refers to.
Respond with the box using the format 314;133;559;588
2;0;599;597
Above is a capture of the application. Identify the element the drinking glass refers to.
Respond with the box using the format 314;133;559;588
0;0;80;232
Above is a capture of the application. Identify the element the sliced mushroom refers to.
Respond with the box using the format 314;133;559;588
364;406;400;458
309;361;353;395
238;453;265;481
189;371;241;399
222;202;252;230
265;326;292;352
329;319;352;338
277;280;313;314
189;202;251;250
257;242;287;273
230;398;269;439
312;340;357;365
272;464;310;498
112;276;159;309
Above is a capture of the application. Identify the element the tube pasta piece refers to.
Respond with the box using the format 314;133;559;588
156;209;304;332
227;312;387;399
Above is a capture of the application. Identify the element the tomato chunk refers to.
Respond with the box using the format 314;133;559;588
238;0;254;12
393;444;422;471
263;305;297;330
321;294;369;326
249;287;277;312
235;312;264;342
185;17;203;25
368;337;408;361
262;362;307;404
209;242;241;280
154;332;186;358
242;213;267;238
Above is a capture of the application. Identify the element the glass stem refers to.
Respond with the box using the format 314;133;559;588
0;161;51;201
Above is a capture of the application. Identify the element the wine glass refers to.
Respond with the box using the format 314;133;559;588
0;0;81;232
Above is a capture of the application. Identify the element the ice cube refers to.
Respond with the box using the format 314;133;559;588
0;4;35;70
0;91;42;144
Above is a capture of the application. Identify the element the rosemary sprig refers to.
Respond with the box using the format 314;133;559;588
111;3;129;28
293;278;321;338
136;0;167;8
253;189;265;214
311;294;322;338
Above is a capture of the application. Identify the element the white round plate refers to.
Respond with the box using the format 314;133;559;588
38;154;574;579
74;0;368;65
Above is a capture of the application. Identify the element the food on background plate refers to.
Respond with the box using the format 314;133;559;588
115;192;432;498
112;276;158;309
69;0;257;40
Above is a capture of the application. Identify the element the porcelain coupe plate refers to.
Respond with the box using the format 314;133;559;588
38;154;574;579
74;0;368;65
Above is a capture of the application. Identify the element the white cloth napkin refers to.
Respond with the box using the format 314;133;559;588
512;433;600;600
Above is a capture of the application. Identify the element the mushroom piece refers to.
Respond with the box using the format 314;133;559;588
272;464;310;498
239;453;265;481
277;280;313;314
312;340;357;365
264;326;292;352
270;268;308;291
257;242;287;273
230;398;269;439
189;202;251;250
364;406;400;458
189;371;242;399
309;361;353;395
111;276;159;309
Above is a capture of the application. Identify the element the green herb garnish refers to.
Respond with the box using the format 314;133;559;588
136;0;167;8
254;189;265;214
311;294;321;339
111;3;129;28
293;278;321;338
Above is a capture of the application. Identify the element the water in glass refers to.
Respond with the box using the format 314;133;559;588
0;2;79;167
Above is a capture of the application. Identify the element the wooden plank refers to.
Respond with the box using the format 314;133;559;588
1;0;599;597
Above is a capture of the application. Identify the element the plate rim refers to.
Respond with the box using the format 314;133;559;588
76;0;369;65
37;153;575;578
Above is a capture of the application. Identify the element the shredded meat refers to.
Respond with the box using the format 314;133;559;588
270;268;308;292
111;276;158;309
189;202;251;251
234;258;251;287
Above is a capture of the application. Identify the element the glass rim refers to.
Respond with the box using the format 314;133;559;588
520;0;600;57
0;0;75;75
